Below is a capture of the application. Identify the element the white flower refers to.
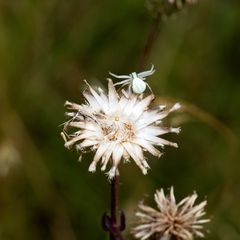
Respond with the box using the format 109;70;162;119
132;187;210;240
61;79;180;179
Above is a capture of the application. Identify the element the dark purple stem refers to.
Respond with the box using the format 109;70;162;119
139;13;161;71
110;176;118;240
102;176;125;240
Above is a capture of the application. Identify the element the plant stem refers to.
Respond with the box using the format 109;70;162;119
139;13;161;71
103;12;162;240
102;176;124;240
110;176;119;240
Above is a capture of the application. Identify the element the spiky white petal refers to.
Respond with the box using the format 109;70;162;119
132;187;210;240
61;80;180;179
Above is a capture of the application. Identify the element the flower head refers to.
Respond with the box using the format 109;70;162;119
132;187;210;240
61;79;180;179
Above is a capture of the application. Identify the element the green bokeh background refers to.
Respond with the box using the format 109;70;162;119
0;0;239;239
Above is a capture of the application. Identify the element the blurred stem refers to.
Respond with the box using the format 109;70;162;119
139;13;161;70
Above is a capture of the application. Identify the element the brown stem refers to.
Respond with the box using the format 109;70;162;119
139;13;161;71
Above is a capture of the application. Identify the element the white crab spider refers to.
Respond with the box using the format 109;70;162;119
109;65;155;94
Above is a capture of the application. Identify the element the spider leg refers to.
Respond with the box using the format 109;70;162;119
109;72;130;79
138;64;155;78
113;79;131;86
115;82;130;91
114;82;131;95
146;82;153;93
120;82;130;88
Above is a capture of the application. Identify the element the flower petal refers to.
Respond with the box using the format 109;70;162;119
108;79;119;109
112;144;124;167
130;95;154;120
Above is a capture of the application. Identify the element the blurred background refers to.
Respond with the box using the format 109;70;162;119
0;0;239;239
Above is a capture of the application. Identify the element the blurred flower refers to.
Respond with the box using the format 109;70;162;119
168;0;198;6
61;79;180;179
0;141;21;177
132;187;209;240
147;0;198;19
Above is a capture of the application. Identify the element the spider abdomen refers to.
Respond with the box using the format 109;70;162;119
132;77;146;94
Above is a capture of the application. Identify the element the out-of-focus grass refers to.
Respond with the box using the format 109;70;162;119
0;0;239;239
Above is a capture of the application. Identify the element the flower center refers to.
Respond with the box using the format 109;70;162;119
101;115;135;143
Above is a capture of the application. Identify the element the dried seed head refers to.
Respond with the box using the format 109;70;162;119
132;187;210;240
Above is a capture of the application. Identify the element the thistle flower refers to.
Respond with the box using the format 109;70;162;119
61;79;180;179
132;187;210;240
